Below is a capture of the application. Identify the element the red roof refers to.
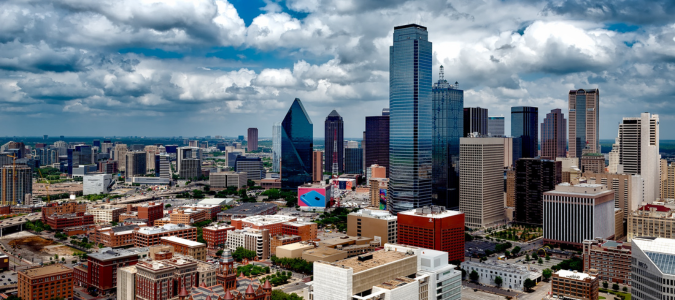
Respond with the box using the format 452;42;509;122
224;290;234;300
178;284;189;297
245;284;255;295
639;204;670;212
263;280;272;289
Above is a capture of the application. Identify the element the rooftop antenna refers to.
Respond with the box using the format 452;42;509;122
455;81;459;89
439;65;444;82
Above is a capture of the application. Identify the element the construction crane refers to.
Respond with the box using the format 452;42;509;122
4;154;17;206
37;168;51;204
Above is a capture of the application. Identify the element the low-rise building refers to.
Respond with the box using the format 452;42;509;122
86;248;142;295
225;228;270;260
83;174;113;195
318;235;379;258
210;172;247;190
260;178;281;190
303;247;349;262
134;224;197;247
93;224;145;248
18;264;74;300
217;203;279;222
270;235;302;255
628;203;675;241
275;242;315;259
87;205;125;224
347;209;397;244
137;202;164;226
160;236;207;261
135;256;198;300
168;208;209;225
45;212;94;230
461;260;541;292
281;220;318;241
177;204;221;220
582;238;631;284
41;201;87;222
551;270;599;300
203;224;235;249
631;237;675;300
231;215;296;236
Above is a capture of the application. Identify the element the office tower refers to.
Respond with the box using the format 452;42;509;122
487;116;504;137
66;144;92;176
459;138;505;228
463;107;488;137
389;24;432;213
347;209;398;244
397;206;465;262
312;151;323;183
663;161;675;200
569;89;600;158
226;151;242;168
114;144;128;171
365;109;390;178
432;66;463;209
585;172;643;222
541;109;567;160
272;122;282;173
344;140;359;149
324;110;344;174
580;153;605;173
155;154;171;179
511;106;538;160
188;140;198;147
234;156;264;181
0;165;32;205
281;98;313;190
177;147;201;180
92;139;100;148
101;141;113;155
631;237;675;300
543;183;615;248
514;158;561;226
125;151;147;178
344;148;363;174
247;128;258;152
616;112;660;201
144;145;159;172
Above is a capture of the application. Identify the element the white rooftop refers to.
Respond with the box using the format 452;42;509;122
197;198;234;206
547;183;613;196
633;237;675;255
556;270;595;281
137;223;193;235
160;236;205;247
350;209;397;220
397;206;464;219
236;214;296;225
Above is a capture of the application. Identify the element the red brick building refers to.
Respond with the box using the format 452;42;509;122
86;248;140;295
177;204;222;220
136;257;198;300
137;202;164;226
281;221;318;241
582;238;631;284
45;212;95;230
203;224;235;249
397;206;465;263
231;215;296;237
41;202;87;222
134;224;197;247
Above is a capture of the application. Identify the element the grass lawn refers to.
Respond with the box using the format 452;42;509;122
600;288;631;300
599;297;606;300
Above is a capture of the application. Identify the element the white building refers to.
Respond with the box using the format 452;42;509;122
631;237;675;300
83;174;112;195
225;228;270;260
88;205;125;224
117;265;137;300
461;260;541;291
616;112;660;201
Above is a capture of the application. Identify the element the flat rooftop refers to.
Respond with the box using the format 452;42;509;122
204;224;235;230
397;206;463;219
136;223;194;235
350;209;397;220
326;249;412;274
20;264;72;278
236;215;296;225
320;236;373;247
376;277;415;290
161;236;204;247
89;248;142;261
547;183;614;196
277;242;314;251
304;247;346;258
219;203;278;215
556;270;594;281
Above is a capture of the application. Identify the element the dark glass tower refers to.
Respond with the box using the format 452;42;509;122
281;98;313;190
463;107;488;137
541;109;567;160
344;148;363;174
389;24;433;214
324;110;344;174
432;66;463;210
365;109;390;177
514;158;560;225
511;106;539;160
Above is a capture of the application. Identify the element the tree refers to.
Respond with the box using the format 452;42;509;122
511;246;521;255
216;250;224;257
622;287;628;292
542;269;552;281
602;281;609;289
545;254;550;261
523;278;535;291
465;233;474;242
469;270;479;282
165;204;172;208
537;258;543;265
525;254;530;261
612;283;620;291
494;276;503;287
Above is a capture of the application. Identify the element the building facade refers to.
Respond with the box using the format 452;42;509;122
541;108;567;160
511;106;539;160
551;270;599;300
347;209;398;244
87;248;140;294
514;158;560;225
272;122;281;173
324;110;344;174
488;116;504;137
225;228;270;260
312;151;323;182
581;153;606;173
133;224;198;247
617;112;660;202
18;264;74;300
432;67;463;210
631;237;675;300
281;98;313;190
160;236;206;261
584;172;643;222
344;148;363;174
125;151;147;178
388;24;433;214
210;172;247;190
0;164;32;205
365;110;390;178
247;128;258;152
568;89;600;158
582;238;631;284
463;107;488;137
203;224;235;249
397;206;464;262
461;260;541;292
234;156;264;181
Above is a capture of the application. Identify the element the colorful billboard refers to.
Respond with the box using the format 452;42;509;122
338;179;355;190
298;187;328;207
379;189;387;210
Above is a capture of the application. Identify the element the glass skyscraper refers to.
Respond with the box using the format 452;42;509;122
324;110;344;174
432;66;463;210
463;107;488;137
568;89;600;158
389;24;433;213
541;109;567;159
281;98;313;190
365;109;390;178
511;106;539;160
272;122;281;173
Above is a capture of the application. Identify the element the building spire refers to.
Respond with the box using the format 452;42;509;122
439;65;444;81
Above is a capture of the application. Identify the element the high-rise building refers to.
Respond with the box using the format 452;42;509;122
544;183;615;248
344;148;363;174
312;151;323;183
247;128;258;152
234;156;264;181
281;98;313;190
569;89;600;158
389;24;432;214
616;112;660;202
463;107;488;137
155;154;171;179
631;237;675;300
125;151;147;178
541;109;567;159
580;153;605;173
177;147;200;175
365;109;390;178
347;209;397;244
511;106;538;160
114;144;128;171
272;122;282;173
179;158;201;180
324;110;344;174
514;158;561;226
663;161;675;200
459;138;505;229
397;206;465;263
585;172;644;222
144;145;159;172
487;116;504;137
0;164;32;205
432;66;463;210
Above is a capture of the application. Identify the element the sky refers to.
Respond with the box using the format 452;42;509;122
1;0;674;139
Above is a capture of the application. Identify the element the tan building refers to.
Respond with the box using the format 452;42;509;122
210;172;247;190
312;151;323;183
459;137;505;228
169;208;209;225
663;160;675;200
87;205;125;224
270;235;302;255
347;209;397;244
94;224;145;248
627;203;675;241
115;144;128;171
615;209;624;239
582;238;631;284
18;264;74;300
276;242;314;259
569;88;600;158
506;170;515;207
551;269;600;300
368;178;388;208
160;236;207;261
302;247;348;262
133;224;198;247
144;145;160;172
580;153;605;174
225;228;271;260
318;235;378;258
584;172;644;221
118;266;137;300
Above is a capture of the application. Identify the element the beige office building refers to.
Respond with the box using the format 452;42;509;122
114;144;128;171
568;89;600;158
210;172;247;190
118;265;137;300
459;137;505;229
584;172;644;221
144;145;159;172
88;205;125;224
628;203;675;241
662;160;675;200
312;151;323;183
347;209;397;244
276;242;314;259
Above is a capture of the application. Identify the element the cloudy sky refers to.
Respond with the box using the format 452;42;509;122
1;0;674;139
